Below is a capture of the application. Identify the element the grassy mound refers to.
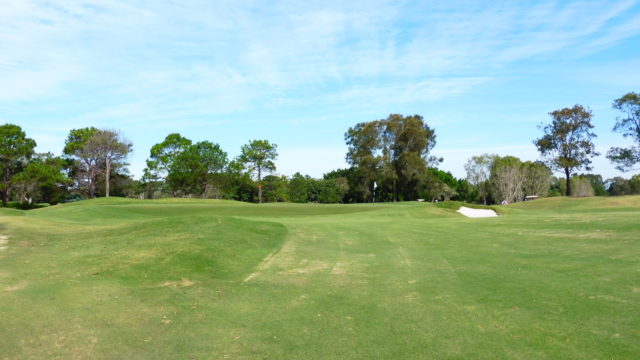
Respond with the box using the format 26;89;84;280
1;196;639;359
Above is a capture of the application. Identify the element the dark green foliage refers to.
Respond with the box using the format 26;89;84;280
5;201;50;210
62;127;99;156
607;177;631;195
169;141;228;197
450;179;476;203
548;177;564;197
262;175;289;202
288;172;308;203
11;153;70;204
221;160;257;202
144;133;192;192
143;135;229;199
316;178;349;203
420;168;458;202
324;168;359;203
0;124;37;205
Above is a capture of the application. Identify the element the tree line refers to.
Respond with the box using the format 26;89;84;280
1;92;639;207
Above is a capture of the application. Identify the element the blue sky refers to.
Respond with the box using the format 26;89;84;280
2;0;640;179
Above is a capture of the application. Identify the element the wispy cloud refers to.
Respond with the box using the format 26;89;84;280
2;0;639;114
1;0;639;179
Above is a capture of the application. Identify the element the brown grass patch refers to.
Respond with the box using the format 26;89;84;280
159;278;194;288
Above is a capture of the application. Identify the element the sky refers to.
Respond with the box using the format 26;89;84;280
2;0;640;180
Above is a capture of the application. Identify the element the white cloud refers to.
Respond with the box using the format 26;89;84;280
2;0;639;110
2;1;640;180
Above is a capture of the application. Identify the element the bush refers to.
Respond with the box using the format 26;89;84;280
4;201;50;210
570;177;595;197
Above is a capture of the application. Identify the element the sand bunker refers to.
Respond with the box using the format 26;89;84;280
457;206;498;218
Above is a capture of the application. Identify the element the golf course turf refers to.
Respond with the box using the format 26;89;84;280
0;196;638;359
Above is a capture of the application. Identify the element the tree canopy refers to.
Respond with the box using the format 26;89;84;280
170;141;228;197
145;133;193;184
345;114;438;201
11;153;70;204
64;127;101;198
607;92;640;171
83;129;132;197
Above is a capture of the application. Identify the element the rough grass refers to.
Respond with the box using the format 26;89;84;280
1;196;639;359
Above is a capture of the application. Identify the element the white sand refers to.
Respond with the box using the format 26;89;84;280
457;206;498;218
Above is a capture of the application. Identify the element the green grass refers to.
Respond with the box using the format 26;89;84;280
1;196;639;359
434;200;503;214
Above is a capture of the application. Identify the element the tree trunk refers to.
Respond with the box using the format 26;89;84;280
89;170;96;198
105;157;111;197
258;166;262;204
564;168;571;196
393;179;397;202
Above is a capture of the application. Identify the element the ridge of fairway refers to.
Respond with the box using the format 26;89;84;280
25;197;412;226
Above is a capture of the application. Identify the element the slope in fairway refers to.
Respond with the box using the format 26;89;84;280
0;197;638;359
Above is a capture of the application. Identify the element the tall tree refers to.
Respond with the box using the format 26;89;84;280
521;161;552;198
0;124;37;205
239;140;278;203
387;114;437;201
464;154;497;205
490;156;525;203
345;120;381;202
63;127;100;198
345;114;437;202
607;92;640;171
169;141;228;197
144;133;192;185
83;129;132;197
534;105;599;196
